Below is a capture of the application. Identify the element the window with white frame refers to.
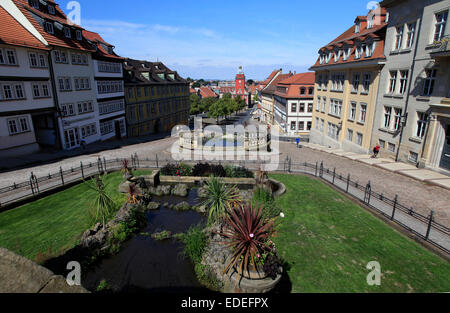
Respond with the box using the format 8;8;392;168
64;27;71;38
347;129;354;142
0;49;4;64
409;151;419;163
388;71;397;94
352;73;360;93
343;47;352;61
7;116;30;135
76;30;82;41
15;84;25;99
356;133;363;146
97;81;124;94
5;49;18;65
406;22;416;48
329;99;342;117
28;52;47;68
99;99;125;115
320;119;324;132
54;50;68;63
0;83;25;100
44;22;54;34
58;77;72;91
388;142;396;152
384;106;392;128
327;122;339;140
423;69;436;96
2;84;13;100
316;96;321;111
368;15;374;29
416;112;428;138
98;61;122;73
362;73;371;93
321;97;326;112
359;104;367;123
399;70;409;94
393;108;403;131
434;11;448;42
81;123;97;138
74;77;90;91
334;49;341;62
355;21;360;33
394;25;403;50
355;45;362;59
71;53;88;65
60;103;76;117
77;101;94;114
30;0;39;9
349;102;356;121
48;5;55;15
290;121;296;131
366;42;376;57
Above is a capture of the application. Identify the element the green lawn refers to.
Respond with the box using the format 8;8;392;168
270;173;450;293
0;170;151;263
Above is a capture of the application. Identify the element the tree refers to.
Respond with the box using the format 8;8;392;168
201;97;218;113
246;79;255;86
190;93;201;115
253;93;259;103
192;82;201;88
208;99;225;123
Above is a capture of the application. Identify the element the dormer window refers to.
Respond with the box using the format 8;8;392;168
64;27;71;38
108;47;113;54
367;15;374;29
343;47;352;61
30;0;39;9
48;5;55;15
355;21;360;33
44;22;54;34
355;45;361;59
366;42;376;57
76;30;82;41
334;50;341;62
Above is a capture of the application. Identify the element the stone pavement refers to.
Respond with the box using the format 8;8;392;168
304;142;450;190
287;142;450;227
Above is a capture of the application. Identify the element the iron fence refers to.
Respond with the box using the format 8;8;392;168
0;154;448;255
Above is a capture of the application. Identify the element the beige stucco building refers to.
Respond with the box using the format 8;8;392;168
310;9;388;154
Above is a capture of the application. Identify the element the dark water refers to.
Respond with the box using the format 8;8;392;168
82;189;212;293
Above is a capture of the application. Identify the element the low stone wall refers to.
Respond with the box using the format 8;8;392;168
157;176;256;190
0;247;89;293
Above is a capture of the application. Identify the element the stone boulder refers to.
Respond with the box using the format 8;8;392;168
193;205;207;213
172;184;189;197
147;202;161;211
115;203;133;223
173;201;191;211
197;187;209;198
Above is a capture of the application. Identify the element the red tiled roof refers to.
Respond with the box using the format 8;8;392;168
199;87;218;98
275;72;316;99
82;30;123;60
190;88;197;94
311;8;387;69
219;87;235;94
13;0;95;52
0;6;48;50
261;69;281;86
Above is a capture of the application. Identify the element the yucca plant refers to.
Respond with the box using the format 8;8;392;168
86;175;115;229
201;176;241;224
221;203;277;282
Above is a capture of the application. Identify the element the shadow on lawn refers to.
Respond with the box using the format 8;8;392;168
270;258;292;293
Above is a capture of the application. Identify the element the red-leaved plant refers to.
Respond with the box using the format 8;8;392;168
221;203;278;281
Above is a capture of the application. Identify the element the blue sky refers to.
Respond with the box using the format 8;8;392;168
59;0;378;80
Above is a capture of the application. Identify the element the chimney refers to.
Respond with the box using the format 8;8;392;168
294;71;297;75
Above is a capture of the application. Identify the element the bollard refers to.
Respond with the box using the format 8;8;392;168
391;195;398;220
332;168;336;185
60;167;64;186
425;211;434;241
346;174;350;193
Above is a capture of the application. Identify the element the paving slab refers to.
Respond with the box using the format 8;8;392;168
359;158;395;165
398;169;450;182
329;149;345;155
426;178;450;190
346;154;372;160
375;162;418;172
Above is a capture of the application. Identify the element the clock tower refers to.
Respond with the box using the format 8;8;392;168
235;66;246;100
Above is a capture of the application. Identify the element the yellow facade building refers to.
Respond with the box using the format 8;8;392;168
309;9;388;154
124;59;190;137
